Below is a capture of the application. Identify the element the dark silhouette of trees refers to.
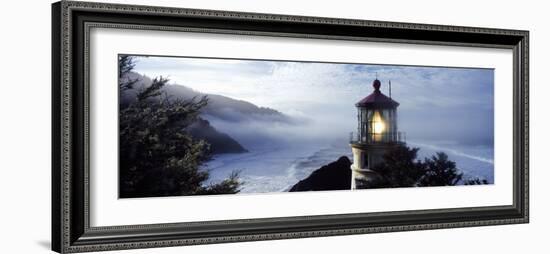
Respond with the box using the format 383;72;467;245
118;55;138;91
419;152;463;186
119;55;136;76
464;178;489;185
369;146;425;188
118;55;241;198
369;145;479;188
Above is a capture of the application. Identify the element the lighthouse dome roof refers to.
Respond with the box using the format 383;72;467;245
355;79;399;109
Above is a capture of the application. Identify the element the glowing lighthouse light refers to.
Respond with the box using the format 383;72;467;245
371;110;385;134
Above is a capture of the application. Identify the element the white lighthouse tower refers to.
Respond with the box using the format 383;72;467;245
349;79;405;189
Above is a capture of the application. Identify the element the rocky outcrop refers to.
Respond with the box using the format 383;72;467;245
289;156;352;192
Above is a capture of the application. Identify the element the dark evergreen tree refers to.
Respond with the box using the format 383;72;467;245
418;152;463;186
464;178;489;185
118;55;138;91
118;55;241;198
369;145;464;188
369;145;426;188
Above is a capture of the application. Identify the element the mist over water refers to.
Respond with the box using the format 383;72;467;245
202;113;352;193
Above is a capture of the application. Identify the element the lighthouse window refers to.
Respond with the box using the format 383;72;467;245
362;153;369;168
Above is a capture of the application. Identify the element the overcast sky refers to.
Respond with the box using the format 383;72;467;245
132;55;494;146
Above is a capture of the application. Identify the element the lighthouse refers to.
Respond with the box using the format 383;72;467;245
349;78;405;189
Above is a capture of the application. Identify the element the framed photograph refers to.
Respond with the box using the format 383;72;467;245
52;1;529;253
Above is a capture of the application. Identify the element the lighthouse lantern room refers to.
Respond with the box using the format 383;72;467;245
350;79;405;189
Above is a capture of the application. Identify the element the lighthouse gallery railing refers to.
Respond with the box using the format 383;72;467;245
349;131;406;144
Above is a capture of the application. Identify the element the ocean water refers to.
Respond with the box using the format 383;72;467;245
204;140;494;194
